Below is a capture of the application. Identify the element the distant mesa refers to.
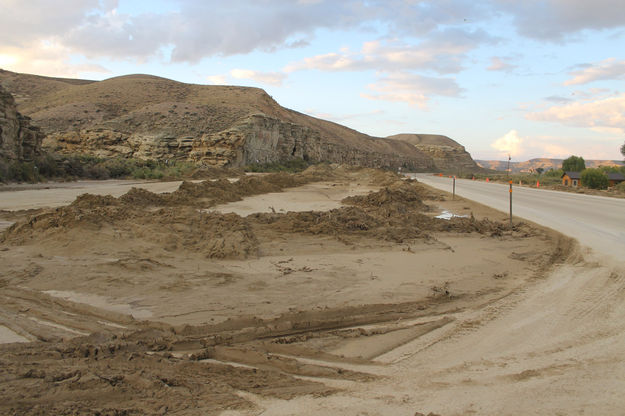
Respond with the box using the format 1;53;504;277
477;158;624;173
0;69;480;172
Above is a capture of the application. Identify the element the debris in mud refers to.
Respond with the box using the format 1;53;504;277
0;332;333;416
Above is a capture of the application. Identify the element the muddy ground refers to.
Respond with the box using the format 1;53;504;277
0;165;574;415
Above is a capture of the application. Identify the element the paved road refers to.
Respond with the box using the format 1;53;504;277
412;174;625;259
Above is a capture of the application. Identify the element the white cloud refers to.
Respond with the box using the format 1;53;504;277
206;74;228;85
526;93;625;132
491;130;523;157
483;133;622;161
564;58;625;85
285;29;492;75
0;1;497;69
0;43;109;78
1;0;624;84
487;56;516;72
229;69;286;86
361;72;462;108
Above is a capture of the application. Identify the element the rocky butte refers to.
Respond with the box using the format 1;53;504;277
0;84;43;162
0;69;479;172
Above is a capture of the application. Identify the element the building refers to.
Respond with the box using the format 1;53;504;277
561;171;581;187
607;172;625;187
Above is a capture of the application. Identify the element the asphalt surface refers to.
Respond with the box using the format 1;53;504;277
412;174;625;259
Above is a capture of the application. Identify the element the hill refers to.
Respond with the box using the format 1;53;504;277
477;158;624;173
388;134;478;173
0;69;479;171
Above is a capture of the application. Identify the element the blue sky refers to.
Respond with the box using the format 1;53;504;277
1;0;624;161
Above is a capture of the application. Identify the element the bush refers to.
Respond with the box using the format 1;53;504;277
581;168;608;189
1;153;199;183
544;168;564;178
562;155;585;172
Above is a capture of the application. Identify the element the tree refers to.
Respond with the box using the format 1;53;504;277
621;141;625;159
581;168;608;189
535;167;544;175
562;155;586;172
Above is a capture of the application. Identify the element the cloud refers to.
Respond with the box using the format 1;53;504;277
544;95;574;103
2;0;624;79
285;29;493;74
206;74;228;85
564;58;625;85
526;93;625;132
361;72;462;108
0;1;496;68
482;133;622;161
165;1;369;61
487;56;516;72
491;130;523;157
0;43;110;78
0;0;110;47
494;0;625;40
229;69;286;86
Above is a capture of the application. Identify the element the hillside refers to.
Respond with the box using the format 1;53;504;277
0;69;479;171
477;158;624;173
388;134;479;173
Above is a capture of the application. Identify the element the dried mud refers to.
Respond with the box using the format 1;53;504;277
0;165;574;415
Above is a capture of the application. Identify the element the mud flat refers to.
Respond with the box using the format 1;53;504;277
0;165;582;415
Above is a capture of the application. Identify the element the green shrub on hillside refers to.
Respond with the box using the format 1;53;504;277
0;153;197;183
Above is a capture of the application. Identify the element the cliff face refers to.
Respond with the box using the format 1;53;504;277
1;69;475;171
44;114;435;170
0;85;43;162
388;134;479;173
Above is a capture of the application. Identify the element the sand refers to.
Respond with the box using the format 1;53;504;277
0;165;598;415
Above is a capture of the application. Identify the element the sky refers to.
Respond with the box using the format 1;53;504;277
1;0;624;161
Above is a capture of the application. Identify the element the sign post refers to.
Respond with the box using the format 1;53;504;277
453;176;456;200
509;180;513;228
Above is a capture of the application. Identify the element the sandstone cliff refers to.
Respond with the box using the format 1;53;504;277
388;134;479;173
0;84;43;162
0;69;475;171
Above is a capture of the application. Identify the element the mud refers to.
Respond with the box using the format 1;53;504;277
0;165;573;415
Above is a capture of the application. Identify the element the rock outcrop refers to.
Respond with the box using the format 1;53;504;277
388;134;479;173
0;84;43;162
1;69;477;172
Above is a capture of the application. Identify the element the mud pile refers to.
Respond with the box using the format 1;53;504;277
252;179;521;243
343;180;432;211
1;170;321;257
2;167;519;257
